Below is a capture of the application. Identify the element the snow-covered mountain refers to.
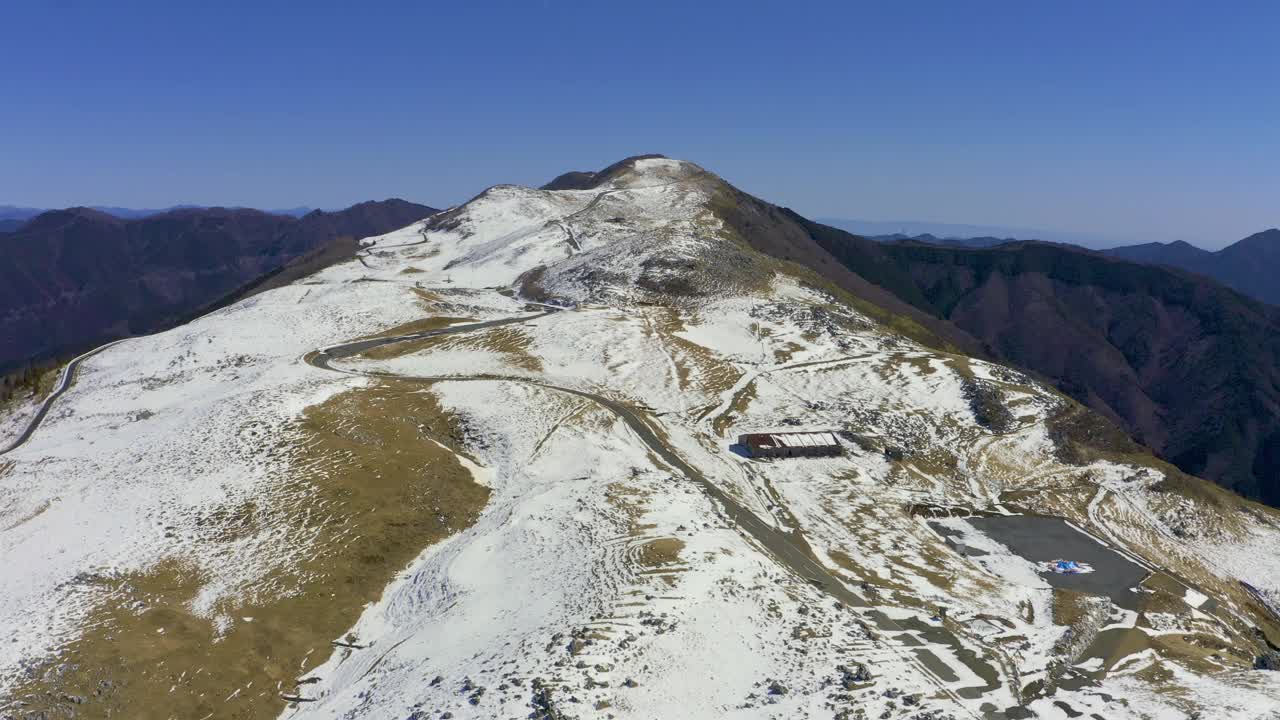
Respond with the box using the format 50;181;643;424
3;156;1279;720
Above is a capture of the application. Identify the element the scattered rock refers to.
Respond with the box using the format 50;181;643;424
838;662;873;689
909;711;956;720
792;623;817;641
529;677;571;720
1255;650;1280;671
637;611;677;635
567;628;592;655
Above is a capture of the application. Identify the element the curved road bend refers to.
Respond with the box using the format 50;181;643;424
0;225;437;458
305;310;1002;717
0;215;535;456
0;340;128;457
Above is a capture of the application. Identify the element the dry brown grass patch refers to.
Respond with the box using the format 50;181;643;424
5;381;488;720
357;315;474;345
711;380;756;436
368;326;543;371
410;287;444;304
772;341;806;363
828;549;911;596
636;538;685;568
644;308;742;400
1051;589;1095;627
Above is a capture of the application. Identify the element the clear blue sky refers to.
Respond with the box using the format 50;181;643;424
3;1;1277;247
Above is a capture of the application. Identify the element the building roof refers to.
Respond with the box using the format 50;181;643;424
740;431;841;449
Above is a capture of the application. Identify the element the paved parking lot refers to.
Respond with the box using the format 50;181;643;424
965;515;1150;610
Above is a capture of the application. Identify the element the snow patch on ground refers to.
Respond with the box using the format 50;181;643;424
4;157;1279;719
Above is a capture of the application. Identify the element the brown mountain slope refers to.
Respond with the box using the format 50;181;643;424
0;200;437;375
852;240;1280;506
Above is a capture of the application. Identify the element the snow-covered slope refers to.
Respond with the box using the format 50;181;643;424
3;156;1279;720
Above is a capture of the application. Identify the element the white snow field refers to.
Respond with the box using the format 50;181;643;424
2;157;1280;720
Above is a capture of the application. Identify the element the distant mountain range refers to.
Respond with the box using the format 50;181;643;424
1105;229;1280;306
818;217;1132;249
868;233;1018;249
0;206;44;233
873;230;1280;308
0;204;317;232
0;206;44;222
0;200;437;375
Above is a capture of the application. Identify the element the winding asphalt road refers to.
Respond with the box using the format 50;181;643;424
0;224;438;459
307;310;865;604
0;340;127;457
304;308;1003;718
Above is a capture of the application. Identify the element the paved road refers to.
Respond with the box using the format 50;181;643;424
0;217;442;459
305;308;1004;718
0;340;126;456
309;311;560;369
307;310;869;607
